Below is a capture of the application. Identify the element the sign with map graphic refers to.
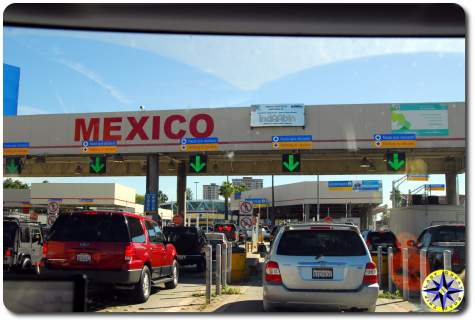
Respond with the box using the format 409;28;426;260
391;103;449;136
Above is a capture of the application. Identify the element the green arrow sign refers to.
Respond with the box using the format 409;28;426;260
89;156;106;174
387;152;406;171
189;155;207;173
282;153;301;172
6;157;20;174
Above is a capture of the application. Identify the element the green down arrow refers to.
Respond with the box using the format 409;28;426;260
283;155;300;172
90;157;105;173
6;159;18;173
388;153;405;170
190;155;206;172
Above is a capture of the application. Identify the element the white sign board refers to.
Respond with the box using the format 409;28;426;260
240;216;253;229
250;104;305;127
239;201;254;215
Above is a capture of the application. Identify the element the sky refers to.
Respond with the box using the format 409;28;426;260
3;27;466;206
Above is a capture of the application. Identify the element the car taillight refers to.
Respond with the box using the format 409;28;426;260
365;240;373;251
124;244;136;261
265;261;282;284
363;262;378;285
453;251;461;265
5;249;11;257
234;232;238;240
42;242;48;257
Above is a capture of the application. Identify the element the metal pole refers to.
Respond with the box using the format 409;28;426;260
205;245;212;304
221;242;227;288
388;246;394;293
377;246;383;289
403;248;409;300
345;203;348;218
271;175;275;224
195;181;199;200
420;249;427;305
443;250;452;272
316;174;320;221
227;241;232;284
392;180;396;208
216;244;222;295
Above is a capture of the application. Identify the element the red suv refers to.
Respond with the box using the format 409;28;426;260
41;211;177;303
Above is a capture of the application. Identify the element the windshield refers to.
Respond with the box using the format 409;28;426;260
433;227;465;243
277;230;367;257
367;232;397;246
4;222;19;247
47;213;130;242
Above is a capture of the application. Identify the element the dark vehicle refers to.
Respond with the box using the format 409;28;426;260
4;217;44;273
42;211;178;303
408;224;465;274
214;223;239;243
163;226;208;272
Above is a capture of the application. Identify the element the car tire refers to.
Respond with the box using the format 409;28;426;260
133;266;151;303
21;257;32;272
263;300;277;312
165;260;179;289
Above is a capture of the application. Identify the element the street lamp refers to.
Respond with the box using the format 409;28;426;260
194;181;199;200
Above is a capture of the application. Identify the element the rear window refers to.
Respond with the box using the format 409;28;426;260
48;213;130;242
433;227;465;242
163;227;200;251
4;222;18;247
367;232;397;246
127;217;146;243
277;229;366;257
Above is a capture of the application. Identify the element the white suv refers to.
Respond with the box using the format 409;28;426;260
263;223;379;312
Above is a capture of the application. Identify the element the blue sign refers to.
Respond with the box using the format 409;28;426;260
425;184;445;189
373;134;416;141
82;140;117;147
181;137;219;144
272;135;312;142
245;198;269;204
145;193;158;212
4;142;30;148
356;180;382;191
328;181;352;188
4;64;20;116
234;192;242;200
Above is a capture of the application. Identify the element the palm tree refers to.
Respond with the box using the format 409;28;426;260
219;181;235;221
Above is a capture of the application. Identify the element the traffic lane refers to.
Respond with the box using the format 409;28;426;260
89;264;206;312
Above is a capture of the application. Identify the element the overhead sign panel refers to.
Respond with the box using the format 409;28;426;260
5;157;22;175
89;156;107;174
272;135;312;150
251;104;305;127
81;140;118;153
373;134;416;148
425;184;445;191
407;174;429;181
391;103;449;136
245;198;269;206
4;142;30;155
181;137;219;151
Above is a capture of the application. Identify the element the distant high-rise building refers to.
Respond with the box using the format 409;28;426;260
232;177;263;191
203;183;220;200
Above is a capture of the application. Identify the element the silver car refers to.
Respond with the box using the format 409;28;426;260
263;223;379;312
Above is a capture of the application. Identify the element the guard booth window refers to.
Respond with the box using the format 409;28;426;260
20;227;30;243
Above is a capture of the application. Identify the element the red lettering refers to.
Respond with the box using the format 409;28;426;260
103;117;122;141
190;114;214;138
74;118;100;141
164;114;186;139
126;116;149;140
152;116;160;140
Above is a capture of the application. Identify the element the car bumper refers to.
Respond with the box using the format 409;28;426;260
41;267;142;285
263;283;379;310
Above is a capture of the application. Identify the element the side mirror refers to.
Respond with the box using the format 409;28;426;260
406;240;416;247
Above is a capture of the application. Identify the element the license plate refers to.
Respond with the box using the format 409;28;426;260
76;253;91;263
312;267;333;279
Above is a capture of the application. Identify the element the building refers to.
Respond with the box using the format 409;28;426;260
232;177;263;191
230;180;383;229
202;183;220;200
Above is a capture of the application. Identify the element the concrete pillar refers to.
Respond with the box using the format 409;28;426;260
304;204;311;222
176;162;187;226
146;154;159;221
445;172;459;205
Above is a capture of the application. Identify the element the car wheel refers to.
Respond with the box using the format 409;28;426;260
263;300;278;312
165;260;179;289
21;258;32;272
133;266;151;303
